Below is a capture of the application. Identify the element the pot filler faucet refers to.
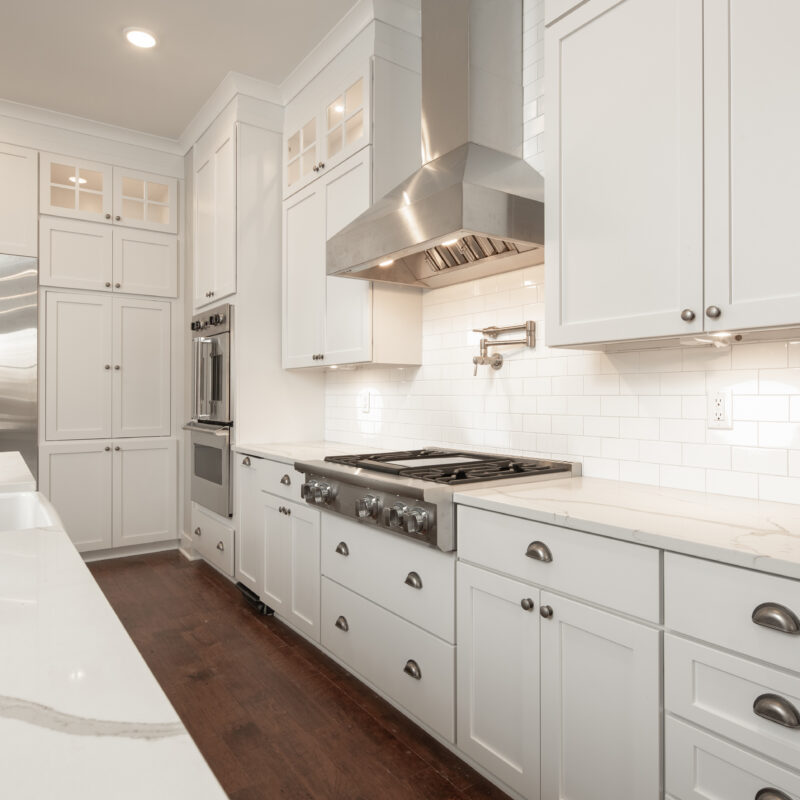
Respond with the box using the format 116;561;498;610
472;321;536;375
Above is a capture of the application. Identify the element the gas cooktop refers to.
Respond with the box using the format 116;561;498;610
324;448;573;485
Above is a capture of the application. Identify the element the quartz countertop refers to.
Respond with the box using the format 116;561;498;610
0;451;36;492
233;440;384;466
455;477;800;580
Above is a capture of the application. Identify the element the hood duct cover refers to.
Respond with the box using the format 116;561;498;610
327;0;545;288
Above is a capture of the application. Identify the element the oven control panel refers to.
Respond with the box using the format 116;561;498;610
190;303;232;337
299;473;438;548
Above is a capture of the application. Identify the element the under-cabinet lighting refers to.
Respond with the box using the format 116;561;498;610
124;28;157;48
378;259;394;267
68;176;87;185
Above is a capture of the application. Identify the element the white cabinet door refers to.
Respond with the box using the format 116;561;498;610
235;455;264;595
39;152;113;224
112;167;177;234
704;0;800;331
45;292;112;440
112;298;170;438
283;180;326;367
261;492;290;615
39;217;112;291
322;73;369;176
545;0;704;346
112;438;176;547
456;563;540;800
193;151;215;307
112;228;177;298
324;149;373;365
0;143;37;257
540;592;661;800
285;499;320;641
39;441;112;552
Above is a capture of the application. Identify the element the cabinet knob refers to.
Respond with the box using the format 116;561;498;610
525;541;553;562
104;446;110;451
105;213;111;220
540;605;554;619
242;456;251;466
334;615;349;632
114;446;120;451
312;164;319;172
115;282;121;288
194;527;201;536
114;364;120;370
404;571;423;590
752;602;800;634
335;541;349;557
115;215;121;221
680;308;696;322
753;693;800;729
318;162;325;170
216;541;224;551
521;598;535;612
104;364;111;370
280;474;291;486
705;305;722;319
403;659;422;680
755;791;792;800
105;282;111;288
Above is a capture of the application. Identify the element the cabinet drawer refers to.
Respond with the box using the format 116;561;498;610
191;502;234;577
237;453;303;502
457;506;660;622
666;634;800;771
321;577;455;742
665;553;800;674
666;716;800;800
322;514;455;642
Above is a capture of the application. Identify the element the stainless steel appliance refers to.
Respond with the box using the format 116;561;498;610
327;0;545;288
0;255;37;480
186;303;233;517
295;448;580;551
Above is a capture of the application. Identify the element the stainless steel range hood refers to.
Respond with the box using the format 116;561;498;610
327;0;544;289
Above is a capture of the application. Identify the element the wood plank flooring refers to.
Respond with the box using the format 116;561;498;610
89;552;512;800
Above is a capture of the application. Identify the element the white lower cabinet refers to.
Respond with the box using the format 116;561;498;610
39;438;177;553
235;456;264;594
456;563;540;799
191;502;235;578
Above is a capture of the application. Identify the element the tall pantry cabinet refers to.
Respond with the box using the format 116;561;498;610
37;151;181;554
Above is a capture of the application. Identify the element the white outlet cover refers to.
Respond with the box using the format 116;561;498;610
707;390;733;430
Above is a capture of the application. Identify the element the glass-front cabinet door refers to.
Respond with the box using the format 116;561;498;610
325;77;366;164
112;167;178;234
286;116;319;194
39;153;113;223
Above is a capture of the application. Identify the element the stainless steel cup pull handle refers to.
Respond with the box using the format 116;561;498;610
194;527;201;536
403;659;422;680
280;474;291;486
242;456;251;466
216;541;224;551
756;790;792;800
753;694;800;729
335;615;349;632
335;541;349;557
752;602;800;634
404;571;423;590
525;541;553;562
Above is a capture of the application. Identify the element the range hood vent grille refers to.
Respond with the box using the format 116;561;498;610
425;236;530;272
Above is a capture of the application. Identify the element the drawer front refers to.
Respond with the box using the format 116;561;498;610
665;553;800;674
666;716;800;800
237;453;303;502
666;634;800;771
322;514;455;642
321;577;455;742
457;506;660;622
191;502;234;577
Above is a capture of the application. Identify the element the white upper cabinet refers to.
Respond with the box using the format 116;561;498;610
112;167;178;234
193;114;237;308
0;143;37;257
112;228;177;298
545;0;704;346
703;0;800;332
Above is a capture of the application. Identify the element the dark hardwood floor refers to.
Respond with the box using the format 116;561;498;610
89;551;511;800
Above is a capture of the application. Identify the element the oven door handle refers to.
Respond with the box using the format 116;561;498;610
182;421;231;438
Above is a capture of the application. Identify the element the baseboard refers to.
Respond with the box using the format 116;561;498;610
82;540;180;563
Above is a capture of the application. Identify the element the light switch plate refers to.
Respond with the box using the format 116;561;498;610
707;390;733;430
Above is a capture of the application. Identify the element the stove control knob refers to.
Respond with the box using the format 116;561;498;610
404;507;429;535
387;502;408;528
313;481;334;505
355;495;380;519
300;479;318;502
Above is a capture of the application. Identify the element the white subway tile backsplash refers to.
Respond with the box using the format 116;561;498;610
322;0;800;506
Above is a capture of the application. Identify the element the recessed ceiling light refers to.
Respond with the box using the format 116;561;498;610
334;105;344;113
68;176;87;185
378;259;394;267
124;28;157;48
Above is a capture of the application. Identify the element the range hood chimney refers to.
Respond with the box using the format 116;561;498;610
327;0;544;289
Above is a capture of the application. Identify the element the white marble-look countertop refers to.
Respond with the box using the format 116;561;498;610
0;451;36;492
233;440;383;465
455;477;800;580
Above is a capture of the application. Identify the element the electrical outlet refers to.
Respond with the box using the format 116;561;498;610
707;390;732;430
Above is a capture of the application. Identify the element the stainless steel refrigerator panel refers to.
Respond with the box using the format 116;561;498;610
0;255;37;481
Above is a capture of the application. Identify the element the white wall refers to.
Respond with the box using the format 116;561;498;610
324;0;800;505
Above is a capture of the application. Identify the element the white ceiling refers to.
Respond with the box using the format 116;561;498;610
0;0;359;140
